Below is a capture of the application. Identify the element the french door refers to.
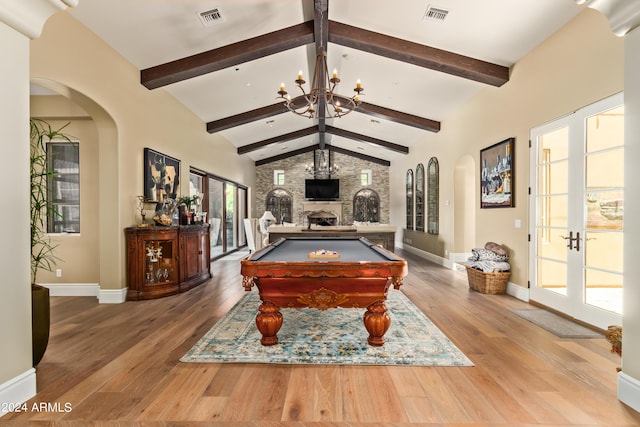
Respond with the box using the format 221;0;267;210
529;93;623;330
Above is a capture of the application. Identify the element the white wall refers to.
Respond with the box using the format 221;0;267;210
620;22;640;411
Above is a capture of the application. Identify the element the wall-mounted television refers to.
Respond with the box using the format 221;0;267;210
305;179;340;200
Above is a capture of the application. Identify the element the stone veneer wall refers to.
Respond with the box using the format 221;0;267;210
255;150;390;225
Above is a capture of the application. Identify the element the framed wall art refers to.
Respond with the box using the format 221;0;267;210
480;137;514;208
144;148;180;202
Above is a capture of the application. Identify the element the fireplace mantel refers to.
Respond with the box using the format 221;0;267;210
302;201;343;224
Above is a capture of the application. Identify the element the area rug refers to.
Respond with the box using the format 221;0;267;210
512;309;603;338
181;290;473;366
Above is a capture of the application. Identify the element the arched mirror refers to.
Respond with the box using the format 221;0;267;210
427;157;439;234
265;188;292;224
406;169;414;230
353;188;380;223
415;163;425;231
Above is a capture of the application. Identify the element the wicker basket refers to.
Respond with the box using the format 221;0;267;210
465;265;510;294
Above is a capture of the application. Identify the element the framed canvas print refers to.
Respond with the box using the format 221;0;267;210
144;148;180;202
480;137;514;208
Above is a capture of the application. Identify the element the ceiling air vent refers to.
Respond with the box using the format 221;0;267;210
198;8;224;28
423;5;449;22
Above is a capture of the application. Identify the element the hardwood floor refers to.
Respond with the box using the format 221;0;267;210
3;249;639;426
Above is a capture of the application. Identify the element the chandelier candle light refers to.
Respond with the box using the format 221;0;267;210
277;51;364;119
305;150;339;175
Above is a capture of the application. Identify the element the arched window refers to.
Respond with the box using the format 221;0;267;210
415;163;425;231
427;157;439;234
265;188;292;224
353;188;380;223
406;169;414;230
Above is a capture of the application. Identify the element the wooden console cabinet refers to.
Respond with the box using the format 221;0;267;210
125;225;211;300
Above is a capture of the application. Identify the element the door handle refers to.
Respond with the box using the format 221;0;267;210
561;232;574;250
561;231;582;251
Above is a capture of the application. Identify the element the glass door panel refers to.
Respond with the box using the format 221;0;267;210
533;126;570;299
583;105;624;315
530;94;623;329
208;178;224;258
238;187;247;247
225;183;237;251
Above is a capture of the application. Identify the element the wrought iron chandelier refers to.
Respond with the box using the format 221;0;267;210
277;51;363;119
305;150;339;175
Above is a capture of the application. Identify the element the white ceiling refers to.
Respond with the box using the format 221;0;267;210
67;0;582;164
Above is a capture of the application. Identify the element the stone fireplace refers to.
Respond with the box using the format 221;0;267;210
306;210;338;226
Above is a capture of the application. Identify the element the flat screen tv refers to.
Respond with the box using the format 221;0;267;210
305;179;340;200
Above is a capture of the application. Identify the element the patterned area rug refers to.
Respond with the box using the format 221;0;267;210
181;290;473;366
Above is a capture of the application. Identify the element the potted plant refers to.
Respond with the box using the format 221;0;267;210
177;195;200;224
30;118;73;366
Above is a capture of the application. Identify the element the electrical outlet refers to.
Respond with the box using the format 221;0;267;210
56;269;62;277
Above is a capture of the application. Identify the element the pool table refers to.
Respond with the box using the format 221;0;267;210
240;237;408;346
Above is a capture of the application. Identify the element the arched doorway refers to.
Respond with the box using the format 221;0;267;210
31;78;121;302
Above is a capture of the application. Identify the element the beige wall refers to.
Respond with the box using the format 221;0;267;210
0;18;34;397
391;9;624;288
622;22;640;400
29;11;256;291
30;96;100;284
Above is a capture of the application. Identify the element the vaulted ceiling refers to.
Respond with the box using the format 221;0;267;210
68;0;582;166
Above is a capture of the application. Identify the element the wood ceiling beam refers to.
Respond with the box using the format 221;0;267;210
315;0;329;148
254;144;390;167
328;20;510;87
328;145;390;166
237;126;316;155
325;126;409;154
141;21;314;89
206;103;288;133
357;102;441;132
255;145;318;166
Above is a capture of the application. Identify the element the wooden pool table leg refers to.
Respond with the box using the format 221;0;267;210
364;300;391;346
256;301;283;346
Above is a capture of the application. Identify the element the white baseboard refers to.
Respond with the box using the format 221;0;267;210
618;372;640;412
38;283;127;304
506;282;530;302
98;288;127;304
450;252;472;264
39;283;99;297
0;369;36;417
401;245;453;269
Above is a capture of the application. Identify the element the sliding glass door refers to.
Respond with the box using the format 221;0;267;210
209;178;224;258
203;174;248;259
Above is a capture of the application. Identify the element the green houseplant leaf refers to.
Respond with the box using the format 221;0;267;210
30;118;73;284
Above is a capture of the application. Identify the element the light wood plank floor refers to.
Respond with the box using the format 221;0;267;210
3;250;639;426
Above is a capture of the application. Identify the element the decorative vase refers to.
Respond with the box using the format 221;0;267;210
153;199;176;226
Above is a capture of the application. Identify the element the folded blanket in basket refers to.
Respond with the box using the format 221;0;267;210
466;260;511;273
